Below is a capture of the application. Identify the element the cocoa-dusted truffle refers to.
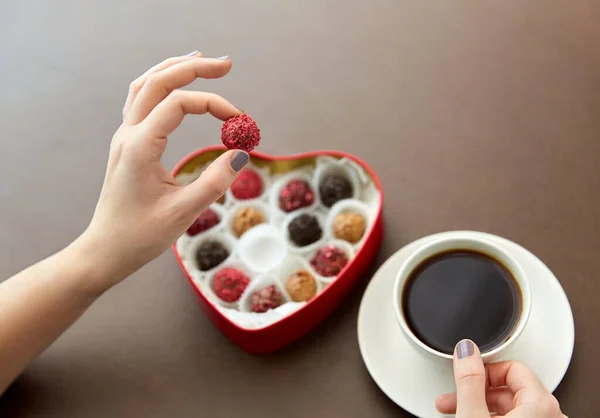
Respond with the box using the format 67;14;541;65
195;240;230;271
279;179;315;213
285;270;318;302
333;212;367;243
186;208;220;236
319;174;353;207
231;169;263;200
287;214;322;247
310;245;349;277
232;207;265;237
221;113;261;152
212;267;250;303
250;285;284;313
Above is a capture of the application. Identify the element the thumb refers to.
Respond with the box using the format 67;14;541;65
176;149;249;213
453;339;489;418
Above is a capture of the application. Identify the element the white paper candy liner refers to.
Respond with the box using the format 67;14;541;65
238;273;291;313
325;199;372;248
276;255;325;301
215;302;307;330
180;230;236;276
269;170;320;218
304;239;356;283
281;208;328;255
236;224;289;274
204;259;255;309
223;200;271;239
175;203;227;254
174;170;202;186
313;157;361;207
225;162;271;204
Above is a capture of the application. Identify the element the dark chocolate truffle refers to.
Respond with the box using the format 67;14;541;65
212;267;250;303
232;207;265;237
231;169;263;200
250;285;284;313
333;212;366;243
287;214;322;247
279;179;315;212
319;174;353;207
310;245;349;277
221;113;261;152
285;270;318;302
195;240;230;271
186;208;220;236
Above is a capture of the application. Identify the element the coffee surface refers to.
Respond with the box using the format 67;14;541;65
402;250;521;354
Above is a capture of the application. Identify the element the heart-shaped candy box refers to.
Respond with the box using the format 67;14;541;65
172;146;383;354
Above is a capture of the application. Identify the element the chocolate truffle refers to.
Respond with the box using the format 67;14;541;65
195;240;230;271
231;169;263;200
186;208;220;236
221;113;261;152
232;207;265;237
250;285;285;313
212;267;250;303
319;174;353;207
287;214;322;247
333;212;367;243
285;270;318;302
279;179;315;213
310;245;349;277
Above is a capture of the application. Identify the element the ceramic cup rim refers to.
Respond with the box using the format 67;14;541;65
392;235;532;361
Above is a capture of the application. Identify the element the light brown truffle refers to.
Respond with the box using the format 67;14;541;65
285;270;318;302
333;212;366;243
232;207;264;237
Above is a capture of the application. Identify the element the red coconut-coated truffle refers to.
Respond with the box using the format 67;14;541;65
231;169;263;200
186;208;220;236
250;285;284;313
310;245;349;277
212;267;250;303
279;180;315;213
221;113;261;152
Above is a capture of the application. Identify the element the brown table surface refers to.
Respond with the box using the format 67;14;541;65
1;1;599;417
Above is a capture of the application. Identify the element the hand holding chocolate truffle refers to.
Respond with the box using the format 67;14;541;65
84;52;251;286
0;51;257;392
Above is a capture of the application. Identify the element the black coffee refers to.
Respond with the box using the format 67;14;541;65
402;250;521;354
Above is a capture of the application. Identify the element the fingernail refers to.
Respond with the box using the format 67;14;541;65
215;55;229;61
186;50;199;57
456;340;474;359
230;151;249;172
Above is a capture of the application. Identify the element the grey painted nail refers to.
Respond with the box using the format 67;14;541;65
215;55;229;61
230;151;249;172
456;340;474;359
186;50;198;57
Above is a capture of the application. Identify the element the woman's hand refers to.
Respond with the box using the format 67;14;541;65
78;51;249;292
435;340;566;417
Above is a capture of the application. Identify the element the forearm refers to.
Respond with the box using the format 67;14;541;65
0;237;111;393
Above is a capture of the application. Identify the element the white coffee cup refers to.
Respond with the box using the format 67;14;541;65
392;235;532;363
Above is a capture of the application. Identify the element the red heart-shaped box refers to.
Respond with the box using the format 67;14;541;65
171;146;384;354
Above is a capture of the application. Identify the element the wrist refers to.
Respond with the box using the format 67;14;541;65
66;231;130;298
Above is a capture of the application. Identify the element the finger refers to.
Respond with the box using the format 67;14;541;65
125;56;232;125
453;340;489;417
486;388;515;415
487;361;546;394
174;150;249;214
435;388;514;415
140;90;241;139
122;51;203;118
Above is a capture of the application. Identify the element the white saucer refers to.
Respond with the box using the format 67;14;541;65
357;231;575;418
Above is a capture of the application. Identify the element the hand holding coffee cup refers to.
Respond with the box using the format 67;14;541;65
436;339;566;417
